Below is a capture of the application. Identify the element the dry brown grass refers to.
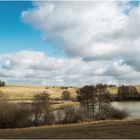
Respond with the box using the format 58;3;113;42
107;87;118;94
0;120;140;139
0;84;46;100
0;84;77;100
107;85;140;95
51;101;79;111
1;84;140;101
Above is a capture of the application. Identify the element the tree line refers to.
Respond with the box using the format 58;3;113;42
77;84;125;120
117;85;140;100
0;80;5;87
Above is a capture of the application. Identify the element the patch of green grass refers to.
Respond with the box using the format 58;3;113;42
0;120;140;139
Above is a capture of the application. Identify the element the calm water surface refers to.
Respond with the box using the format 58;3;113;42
111;101;140;118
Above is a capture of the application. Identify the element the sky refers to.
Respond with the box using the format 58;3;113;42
1;1;140;86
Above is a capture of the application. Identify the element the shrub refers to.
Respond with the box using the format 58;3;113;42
54;97;61;101
44;112;56;125
32;91;50;126
55;110;64;124
0;98;32;128
95;107;128;120
61;86;68;90
107;107;128;120
0;80;5;87
61;106;85;124
61;90;71;100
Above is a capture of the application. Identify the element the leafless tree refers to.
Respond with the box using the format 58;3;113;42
32;91;50;126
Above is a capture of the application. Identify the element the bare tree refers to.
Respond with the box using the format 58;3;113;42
77;84;112;120
95;84;112;119
32;91;50;126
77;85;97;119
117;85;139;100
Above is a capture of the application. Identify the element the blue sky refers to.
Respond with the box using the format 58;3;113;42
0;1;139;55
1;1;140;85
0;1;138;55
0;1;59;56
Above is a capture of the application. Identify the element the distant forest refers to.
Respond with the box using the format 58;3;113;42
117;85;140;101
0;80;5;87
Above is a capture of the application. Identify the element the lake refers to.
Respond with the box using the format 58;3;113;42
111;101;140;118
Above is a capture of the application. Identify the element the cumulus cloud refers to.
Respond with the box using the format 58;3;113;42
0;50;137;86
3;1;139;85
21;2;140;67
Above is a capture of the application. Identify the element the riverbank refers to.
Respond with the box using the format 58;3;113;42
0;119;140;139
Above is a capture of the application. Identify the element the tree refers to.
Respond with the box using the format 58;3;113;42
96;84;109;113
61;106;85;124
77;84;112;120
77;85;97;119
0;80;5;87
96;84;112;119
117;85;139;100
32;91;50;126
61;90;71;100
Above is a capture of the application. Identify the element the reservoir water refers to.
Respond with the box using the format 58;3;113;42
111;101;140;118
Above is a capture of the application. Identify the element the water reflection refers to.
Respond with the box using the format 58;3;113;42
111;101;140;118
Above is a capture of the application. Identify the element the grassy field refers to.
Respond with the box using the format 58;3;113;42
0;120;140;139
107;87;118;94
1;84;140;101
0;84;118;100
107;85;140;95
0;84;77;100
0;84;140;139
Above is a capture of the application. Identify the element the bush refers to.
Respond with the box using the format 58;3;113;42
61;90;71;100
0;102;32;128
60;86;68;90
0;80;5;87
60;106;85;124
54;97;62;101
0;92;33;128
107;107;128;120
44;112;56;125
95;107;128;120
32;91;50;126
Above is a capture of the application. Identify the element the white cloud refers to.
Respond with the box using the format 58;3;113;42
3;1;139;85
0;51;137;85
0;50;137;86
21;1;126;58
21;1;140;64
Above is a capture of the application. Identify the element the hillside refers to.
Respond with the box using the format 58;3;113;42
1;84;140;101
0;120;140;139
0;84;77;100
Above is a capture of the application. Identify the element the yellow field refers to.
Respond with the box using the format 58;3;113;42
0;84;77;100
107;85;140;95
107;87;118;95
1;84;140;101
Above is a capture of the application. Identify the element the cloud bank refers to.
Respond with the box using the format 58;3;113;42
0;50;138;86
2;1;140;85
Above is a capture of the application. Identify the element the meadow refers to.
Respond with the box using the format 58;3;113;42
0;84;116;96
0;84;77;100
1;84;140;139
1;84;140;102
0;84;78;110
